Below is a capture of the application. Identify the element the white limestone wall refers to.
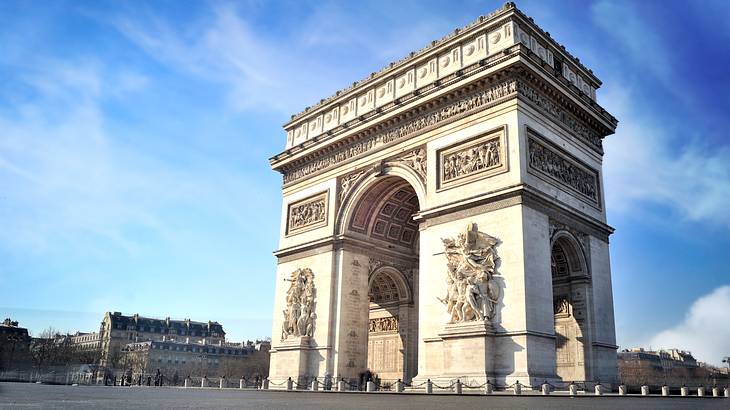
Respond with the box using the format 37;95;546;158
331;249;371;380
425;109;521;210
517;106;606;223
588;235;618;383
278;178;337;250
269;251;335;380
417;204;530;379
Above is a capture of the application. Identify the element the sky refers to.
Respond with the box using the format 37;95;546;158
1;0;729;365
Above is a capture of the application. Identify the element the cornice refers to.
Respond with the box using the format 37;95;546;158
272;59;615;187
282;2;604;133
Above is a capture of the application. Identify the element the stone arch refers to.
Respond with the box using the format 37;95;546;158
368;266;411;306
550;228;592;382
550;230;589;276
335;162;426;237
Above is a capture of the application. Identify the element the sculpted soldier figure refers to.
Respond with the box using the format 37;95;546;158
281;268;316;340
438;223;500;323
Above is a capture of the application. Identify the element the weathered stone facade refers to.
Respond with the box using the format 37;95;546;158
269;2;618;389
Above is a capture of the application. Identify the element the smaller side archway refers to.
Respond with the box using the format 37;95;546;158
367;266;414;383
551;230;593;382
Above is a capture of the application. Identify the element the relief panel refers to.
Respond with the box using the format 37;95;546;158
437;127;508;190
527;130;600;207
286;191;329;235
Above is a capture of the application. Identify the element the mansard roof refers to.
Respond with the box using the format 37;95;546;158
106;312;225;335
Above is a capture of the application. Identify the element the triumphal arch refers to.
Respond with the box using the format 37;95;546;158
268;2;619;388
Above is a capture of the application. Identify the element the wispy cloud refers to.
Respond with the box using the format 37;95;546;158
601;84;730;228
647;285;730;366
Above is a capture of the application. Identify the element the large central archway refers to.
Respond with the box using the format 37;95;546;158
342;174;421;384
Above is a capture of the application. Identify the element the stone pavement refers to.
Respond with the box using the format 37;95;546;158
0;383;727;409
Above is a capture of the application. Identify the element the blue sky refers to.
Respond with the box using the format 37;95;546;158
1;1;728;364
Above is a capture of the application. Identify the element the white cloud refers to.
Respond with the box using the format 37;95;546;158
0;56;273;257
601;84;730;228
647;285;730;366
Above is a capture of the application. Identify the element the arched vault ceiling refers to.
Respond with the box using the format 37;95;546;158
349;177;420;248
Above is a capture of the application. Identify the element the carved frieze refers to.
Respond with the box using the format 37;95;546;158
281;73;607;185
282;79;518;184
517;82;601;149
286;191;328;235
281;268;316;340
528;133;599;206
369;316;399;333
437;128;507;190
437;223;501;323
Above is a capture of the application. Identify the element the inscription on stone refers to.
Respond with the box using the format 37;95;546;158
286;191;328;235
527;134;599;204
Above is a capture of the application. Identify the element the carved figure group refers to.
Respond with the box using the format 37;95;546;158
397;149;427;179
369;317;398;333
289;199;326;231
528;139;597;200
443;140;500;182
438;223;500;323
281;268;316;340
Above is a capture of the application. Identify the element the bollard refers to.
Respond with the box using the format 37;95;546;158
641;385;649;396
201;377;209;388
220;378;225;389
366;380;376;392
426;379;433;394
569;382;577;396
484;380;493;395
595;383;603;396
724;387;729;397
311;378;319;391
337;379;346;392
698;386;705;397
514;381;522;395
184;377;191;388
662;385;669;396
396;379;404;393
286;377;293;391
263;378;269;390
240;378;245;389
712;387;719;397
455;379;462;395
681;386;688;396
541;382;550;395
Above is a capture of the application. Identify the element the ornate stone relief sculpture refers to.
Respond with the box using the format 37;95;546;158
287;192;328;235
369;316;399;333
438;223;501;323
528;136;598;203
339;171;365;203
438;130;506;189
281;268;316;340
442;139;500;182
393;148;426;180
554;297;570;316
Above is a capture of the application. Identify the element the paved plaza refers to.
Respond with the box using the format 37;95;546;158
1;383;727;410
